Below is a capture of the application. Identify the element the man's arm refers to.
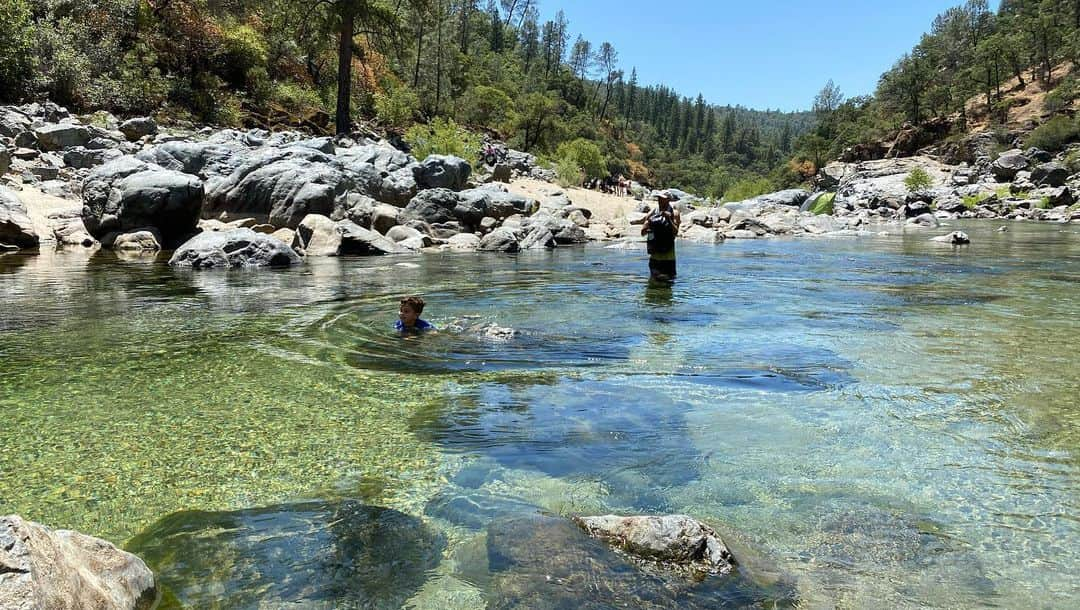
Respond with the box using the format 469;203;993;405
640;216;650;236
672;209;681;231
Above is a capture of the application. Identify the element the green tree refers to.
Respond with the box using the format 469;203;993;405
0;0;34;101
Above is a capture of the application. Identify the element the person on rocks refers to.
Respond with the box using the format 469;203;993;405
396;296;436;334
641;191;680;283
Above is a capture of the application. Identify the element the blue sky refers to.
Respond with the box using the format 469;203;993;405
540;0;1000;112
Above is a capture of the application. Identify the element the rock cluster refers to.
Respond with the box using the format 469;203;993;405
0;102;581;265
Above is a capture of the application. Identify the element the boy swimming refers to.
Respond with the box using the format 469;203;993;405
395;296;435;333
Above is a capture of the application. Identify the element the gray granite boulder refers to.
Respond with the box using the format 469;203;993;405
478;227;520;253
991;150;1029;181
203;147;353;228
294;213;341;256
135;141;248;179
403;188;460;225
337;221;409;255
1031;162;1068;188
752;189;811;207
519;226;556;249
371;204;401;234
111;228;162;251
63;146;123;169
119;117;158;142
414;154;471;191
0;186;38;249
0;515;156;610
82;158;204;241
169;228;303;268
33;123;92;151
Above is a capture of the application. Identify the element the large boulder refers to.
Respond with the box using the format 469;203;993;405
169;228;303;268
203;147;353;228
63;146;123;170
991;150;1029;182
1031;162;1068;188
111;228;162;251
752;189;811;207
82;158;204;241
135;141;248;179
519;226;556;249
521;211;588;244
0;515;156;610
0;147;10;175
0;108;32;138
403;188;460;225
119;117;158;142
413;155;471;191
0;186;39;249
33;123;92;151
336;221;409;255
478;227;520;253
370;204;401;234
294;213;341;256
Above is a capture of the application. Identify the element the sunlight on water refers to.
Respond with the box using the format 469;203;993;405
1;221;1077;608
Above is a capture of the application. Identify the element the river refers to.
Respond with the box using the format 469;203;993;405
1;221;1077;608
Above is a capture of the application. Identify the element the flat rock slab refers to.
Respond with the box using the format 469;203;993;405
486;516;796;609
126;500;445;609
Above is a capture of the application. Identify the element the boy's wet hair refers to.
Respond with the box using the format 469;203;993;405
400;296;425;314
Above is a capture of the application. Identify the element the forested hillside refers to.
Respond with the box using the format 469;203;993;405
801;0;1080;166
0;0;814;200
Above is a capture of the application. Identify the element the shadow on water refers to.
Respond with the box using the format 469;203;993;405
125;500;445;610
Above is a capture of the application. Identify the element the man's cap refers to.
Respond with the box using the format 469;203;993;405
653;190;678;201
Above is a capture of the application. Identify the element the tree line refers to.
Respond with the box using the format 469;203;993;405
0;0;813;199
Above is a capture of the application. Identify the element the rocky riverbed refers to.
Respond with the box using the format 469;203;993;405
5;102;1076;266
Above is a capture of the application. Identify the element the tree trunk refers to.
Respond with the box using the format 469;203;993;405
414;21;425;88
336;7;356;136
435;0;444;115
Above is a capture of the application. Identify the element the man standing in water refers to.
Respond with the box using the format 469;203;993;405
641;191;680;282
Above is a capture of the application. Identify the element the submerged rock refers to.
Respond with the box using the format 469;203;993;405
931;231;971;245
574;514;735;575
486;515;795;609
169;228;303;268
0;515;155;610
125;500;444;609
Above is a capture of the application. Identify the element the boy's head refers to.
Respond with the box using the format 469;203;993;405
399;296;426;326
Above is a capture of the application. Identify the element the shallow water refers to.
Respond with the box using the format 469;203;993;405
1;221;1078;608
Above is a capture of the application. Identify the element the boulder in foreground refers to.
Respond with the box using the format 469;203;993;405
0;515;155;610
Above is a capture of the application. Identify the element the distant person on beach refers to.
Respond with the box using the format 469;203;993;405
396;296;435;334
641;191;680;282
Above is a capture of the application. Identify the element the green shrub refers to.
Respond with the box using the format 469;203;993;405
375;86;420;129
1065;149;1080;173
405;117;481;161
458;85;515;132
1045;78;1078;115
0;0;34;101
904;167;933;193
1026;116;1080;152
272;82;325;113
554;156;584;188
809;192;836;215
555;138;606;181
220;23;269;89
722;176;775;202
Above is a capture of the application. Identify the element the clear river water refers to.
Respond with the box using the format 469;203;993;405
1;221;1078;609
